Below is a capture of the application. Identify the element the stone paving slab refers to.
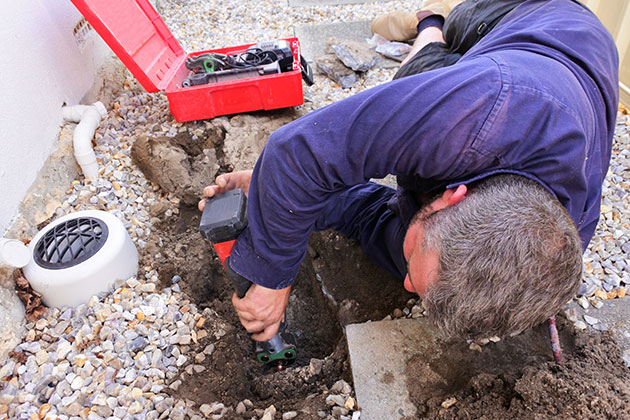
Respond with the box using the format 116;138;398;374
346;318;439;419
295;21;400;68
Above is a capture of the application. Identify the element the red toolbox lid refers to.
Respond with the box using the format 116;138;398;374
70;0;186;93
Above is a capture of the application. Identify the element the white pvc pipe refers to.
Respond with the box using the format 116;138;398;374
62;101;107;180
0;238;31;268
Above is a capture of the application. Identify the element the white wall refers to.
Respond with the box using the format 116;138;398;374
583;0;630;106
0;0;110;235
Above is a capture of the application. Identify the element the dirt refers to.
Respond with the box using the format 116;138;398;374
133;120;630;419
405;319;630;420
140;198;412;416
130;109;301;206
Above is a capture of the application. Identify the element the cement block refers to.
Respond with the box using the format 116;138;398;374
295;21;399;68
346;319;439;419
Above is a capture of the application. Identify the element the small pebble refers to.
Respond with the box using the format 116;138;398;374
236;402;247;415
469;342;483;352
441;397;457;409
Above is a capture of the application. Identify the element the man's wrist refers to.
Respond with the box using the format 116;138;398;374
417;15;445;35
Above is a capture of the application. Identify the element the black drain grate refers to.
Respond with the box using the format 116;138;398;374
34;217;109;269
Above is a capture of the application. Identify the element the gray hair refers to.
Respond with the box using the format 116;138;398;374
421;174;582;339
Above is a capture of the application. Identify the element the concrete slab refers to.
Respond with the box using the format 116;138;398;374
346;319;438;419
290;0;393;6
6;125;80;240
295;21;400;68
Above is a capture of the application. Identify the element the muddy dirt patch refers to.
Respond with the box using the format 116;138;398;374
406;319;630;419
133;113;414;416
142;196;411;417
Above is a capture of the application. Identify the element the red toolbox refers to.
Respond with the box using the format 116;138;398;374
70;0;309;122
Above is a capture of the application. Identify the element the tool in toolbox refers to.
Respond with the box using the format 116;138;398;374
199;189;297;370
182;40;313;87
69;0;314;122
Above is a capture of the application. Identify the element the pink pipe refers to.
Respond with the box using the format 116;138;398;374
547;316;564;363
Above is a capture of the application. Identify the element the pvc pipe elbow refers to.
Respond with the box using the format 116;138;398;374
62;105;90;123
62;102;107;180
62;101;106;122
91;101;107;118
0;238;31;268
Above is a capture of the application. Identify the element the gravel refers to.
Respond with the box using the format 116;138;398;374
1;0;630;418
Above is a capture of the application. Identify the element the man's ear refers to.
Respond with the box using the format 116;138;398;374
431;184;467;212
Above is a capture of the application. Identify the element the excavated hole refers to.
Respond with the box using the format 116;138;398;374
141;203;413;414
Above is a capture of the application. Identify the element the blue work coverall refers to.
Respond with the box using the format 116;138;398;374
230;0;619;289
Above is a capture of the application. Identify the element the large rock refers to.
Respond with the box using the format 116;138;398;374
131;131;220;205
315;54;359;89
328;38;378;73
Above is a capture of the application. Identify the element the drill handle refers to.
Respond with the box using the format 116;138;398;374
213;240;236;268
225;256;252;298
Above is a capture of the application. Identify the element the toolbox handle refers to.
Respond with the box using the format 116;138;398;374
300;55;315;86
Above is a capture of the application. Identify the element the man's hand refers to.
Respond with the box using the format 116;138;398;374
198;170;253;211
232;283;291;341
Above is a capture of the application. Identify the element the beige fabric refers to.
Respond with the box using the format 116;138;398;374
370;0;466;41
371;11;421;42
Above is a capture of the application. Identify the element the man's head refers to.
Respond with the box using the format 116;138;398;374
403;174;582;339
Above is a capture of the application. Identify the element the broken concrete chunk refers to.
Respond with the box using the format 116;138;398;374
328;38;378;72
131;133;219;205
315;54;359;89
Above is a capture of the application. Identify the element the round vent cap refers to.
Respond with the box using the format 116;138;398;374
33;217;109;269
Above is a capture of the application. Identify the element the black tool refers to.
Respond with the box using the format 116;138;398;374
185;53;229;73
182;63;280;87
182;40;314;88
199;189;297;369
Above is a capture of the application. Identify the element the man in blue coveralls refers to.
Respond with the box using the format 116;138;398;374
199;0;619;342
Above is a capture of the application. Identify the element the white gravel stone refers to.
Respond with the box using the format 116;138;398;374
236;401;247;414
331;379;353;395
326;394;346;407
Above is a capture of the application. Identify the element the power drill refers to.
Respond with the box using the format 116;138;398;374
199;189;297;369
